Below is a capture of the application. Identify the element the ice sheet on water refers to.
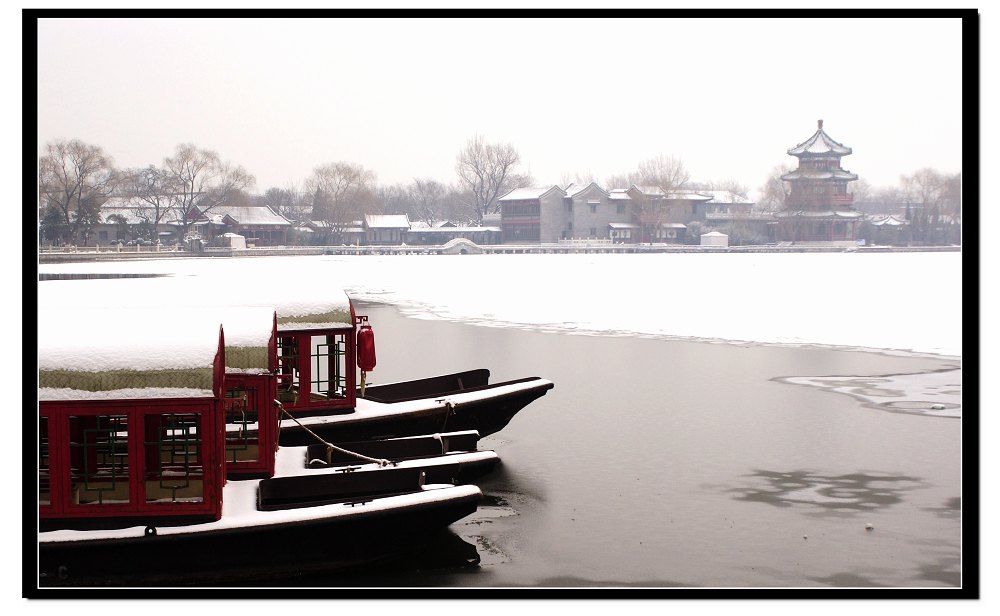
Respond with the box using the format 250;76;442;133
37;252;962;359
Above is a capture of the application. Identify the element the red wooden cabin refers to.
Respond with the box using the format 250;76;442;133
38;296;372;527
39;328;229;528
274;300;360;414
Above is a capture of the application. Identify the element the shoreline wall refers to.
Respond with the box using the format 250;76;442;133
37;244;961;264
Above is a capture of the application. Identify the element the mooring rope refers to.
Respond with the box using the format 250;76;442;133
275;400;393;467
440;400;455;432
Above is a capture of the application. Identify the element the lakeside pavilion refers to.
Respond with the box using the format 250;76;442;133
776;120;863;243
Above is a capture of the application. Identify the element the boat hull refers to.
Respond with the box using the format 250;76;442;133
278;372;554;446
301;432;500;483
38;486;481;586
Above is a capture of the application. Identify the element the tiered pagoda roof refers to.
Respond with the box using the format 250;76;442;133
786;119;853;157
781;168;858;181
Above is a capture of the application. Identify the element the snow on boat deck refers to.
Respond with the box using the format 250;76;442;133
281;378;555;429
40;443;485;543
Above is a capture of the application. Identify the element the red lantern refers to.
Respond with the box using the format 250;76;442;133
357;325;376;372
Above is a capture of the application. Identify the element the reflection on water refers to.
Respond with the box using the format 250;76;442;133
731;470;926;513
923;497;962;520
916;556;962;586
225;530;483;587
808;572;891;587
470;534;510;567
127;302;959;589
39;529;485;588
353;302;962;589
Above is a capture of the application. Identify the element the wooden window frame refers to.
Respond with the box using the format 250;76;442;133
39;398;223;521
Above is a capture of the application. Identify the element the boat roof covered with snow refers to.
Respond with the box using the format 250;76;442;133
36;296;491;585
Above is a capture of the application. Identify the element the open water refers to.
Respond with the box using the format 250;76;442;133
240;301;963;590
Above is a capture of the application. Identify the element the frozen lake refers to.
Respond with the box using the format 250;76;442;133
37;251;962;358
35;252;965;588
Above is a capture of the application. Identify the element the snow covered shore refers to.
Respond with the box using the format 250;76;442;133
37;251;962;358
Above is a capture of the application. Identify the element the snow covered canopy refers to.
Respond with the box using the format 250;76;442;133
276;294;355;333
38;306;224;399
37;294;354;398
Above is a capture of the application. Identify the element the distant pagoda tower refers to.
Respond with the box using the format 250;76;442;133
776;120;862;242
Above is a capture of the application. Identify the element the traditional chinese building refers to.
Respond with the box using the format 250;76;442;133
776;120;863;243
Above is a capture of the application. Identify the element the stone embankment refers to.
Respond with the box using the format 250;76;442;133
38;242;960;263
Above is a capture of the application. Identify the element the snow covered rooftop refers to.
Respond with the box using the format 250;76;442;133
564;182;607;198
207;205;292;226
498;186;565;201
626;186;712;201
38;306;223;373
407;226;501;233
98;201;292;227
37;303;226;397
781;168;858;181
869;215;909;226
365;214;410;229
193;205;292;227
775;210;864;218
787;120;853;157
701;190;755;205
37;279;354;387
666;190;714;202
99;200;187;225
274;293;354;331
38;387;215;401
631;185;667;197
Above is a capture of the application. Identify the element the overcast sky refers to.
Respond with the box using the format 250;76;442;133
36;16;965;195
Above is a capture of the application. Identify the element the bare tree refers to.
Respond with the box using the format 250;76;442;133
305;161;377;230
941;172;961;223
605;155;689;193
408;178;448;224
901;168;949;215
757;164;794;212
263;185;309;222
38;139;118;245
162;143;255;238
455;135;524;222
375;183;410;217
900;168;962;242
603;172;637;190
631;155;691;240
637;155;690;193
560;171;597;188
120;165;176;243
863;185;907;216
440;185;477;224
708;179;749;199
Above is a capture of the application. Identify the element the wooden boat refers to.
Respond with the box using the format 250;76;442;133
39;464;482;586
278;369;555;445
257;296;553;446
300;429;501;483
36;293;553;585
37;311;489;586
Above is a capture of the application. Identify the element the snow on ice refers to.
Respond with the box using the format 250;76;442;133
37;252;962;359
